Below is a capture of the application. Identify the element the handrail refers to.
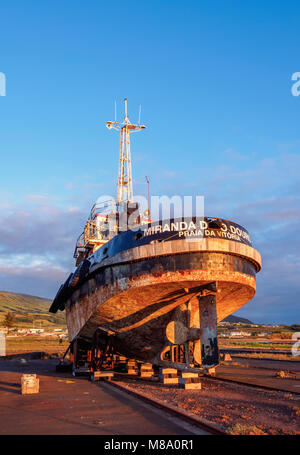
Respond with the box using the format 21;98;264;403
89;199;115;220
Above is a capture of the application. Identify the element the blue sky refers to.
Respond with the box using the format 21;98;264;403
0;0;299;323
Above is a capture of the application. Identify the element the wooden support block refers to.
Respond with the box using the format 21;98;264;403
21;374;39;394
22;381;40;394
140;372;153;378
91;371;114;381
127;369;138;375
139;363;153;378
22;373;36;380
179;381;202;390
140;365;153;371
178;370;202;390
126;359;138;374
180;372;199;378
116;356;127;361
159;369;179;384
160;368;177;375
179;377;202;390
159;376;179;384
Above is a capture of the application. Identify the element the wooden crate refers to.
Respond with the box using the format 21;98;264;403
21;374;39;394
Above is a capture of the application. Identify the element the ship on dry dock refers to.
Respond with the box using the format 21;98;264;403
50;99;261;377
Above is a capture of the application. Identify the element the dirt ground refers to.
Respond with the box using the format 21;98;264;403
114;375;300;435
5;335;69;355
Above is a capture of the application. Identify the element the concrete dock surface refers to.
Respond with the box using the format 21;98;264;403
0;359;204;435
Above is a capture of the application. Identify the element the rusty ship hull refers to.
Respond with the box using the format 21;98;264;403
50;217;261;369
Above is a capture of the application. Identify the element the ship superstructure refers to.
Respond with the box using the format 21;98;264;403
73;99;148;267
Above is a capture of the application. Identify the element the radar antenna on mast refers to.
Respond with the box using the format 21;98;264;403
106;98;146;204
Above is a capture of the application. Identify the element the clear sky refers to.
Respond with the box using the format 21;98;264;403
0;0;299;324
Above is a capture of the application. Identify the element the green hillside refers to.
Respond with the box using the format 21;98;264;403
0;290;252;329
0;291;66;327
0;291;52;313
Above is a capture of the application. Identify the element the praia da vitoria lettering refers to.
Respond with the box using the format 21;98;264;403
142;219;251;245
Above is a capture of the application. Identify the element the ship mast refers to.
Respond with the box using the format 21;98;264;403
106;98;146;205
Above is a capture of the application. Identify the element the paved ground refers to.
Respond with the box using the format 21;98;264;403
230;356;300;372
221;348;291;355
0;359;205;435
217;363;300;393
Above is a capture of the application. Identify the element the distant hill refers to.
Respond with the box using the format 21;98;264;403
0;290;253;328
223;315;253;324
0;291;66;327
0;291;52;313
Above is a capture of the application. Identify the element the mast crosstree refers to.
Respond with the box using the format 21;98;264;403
106;98;146;204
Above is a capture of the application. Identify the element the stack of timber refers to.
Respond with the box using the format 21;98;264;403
127;359;138;375
178;371;201;390
159;367;179;385
139;363;153;378
114;355;128;372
